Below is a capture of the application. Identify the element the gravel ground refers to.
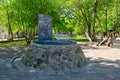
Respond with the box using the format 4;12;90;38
0;40;120;80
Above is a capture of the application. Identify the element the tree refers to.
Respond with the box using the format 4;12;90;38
0;0;120;46
0;0;14;40
96;0;120;46
6;0;63;44
66;0;94;44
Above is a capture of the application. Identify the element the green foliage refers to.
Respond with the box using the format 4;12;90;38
74;26;83;35
0;0;120;43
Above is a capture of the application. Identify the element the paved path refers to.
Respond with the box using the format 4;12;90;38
0;41;120;80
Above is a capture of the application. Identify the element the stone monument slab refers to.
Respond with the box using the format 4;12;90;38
38;14;52;40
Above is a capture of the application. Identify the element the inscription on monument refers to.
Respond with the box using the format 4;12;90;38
38;14;52;40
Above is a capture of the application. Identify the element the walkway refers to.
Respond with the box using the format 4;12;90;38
0;41;120;80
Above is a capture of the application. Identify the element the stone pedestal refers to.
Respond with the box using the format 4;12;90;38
22;42;87;74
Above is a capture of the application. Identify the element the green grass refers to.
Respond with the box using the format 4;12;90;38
0;35;88;47
0;40;27;47
71;34;88;41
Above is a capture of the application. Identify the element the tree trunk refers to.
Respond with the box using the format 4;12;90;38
93;13;95;35
98;32;111;46
97;30;120;46
105;0;108;34
82;21;92;45
88;21;91;38
107;30;120;46
96;15;104;41
105;7;108;34
6;6;13;41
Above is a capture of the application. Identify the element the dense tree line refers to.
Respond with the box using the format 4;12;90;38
0;0;120;45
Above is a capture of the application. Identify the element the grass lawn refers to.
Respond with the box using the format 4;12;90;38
0;40;27;47
71;34;88;41
0;35;88;47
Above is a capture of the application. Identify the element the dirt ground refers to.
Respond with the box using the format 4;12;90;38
0;39;120;80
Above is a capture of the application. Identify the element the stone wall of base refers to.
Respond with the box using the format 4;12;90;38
22;42;87;74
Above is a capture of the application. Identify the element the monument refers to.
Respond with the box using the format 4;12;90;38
38;14;52;40
22;14;87;75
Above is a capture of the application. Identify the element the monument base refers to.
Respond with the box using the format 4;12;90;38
22;41;87;74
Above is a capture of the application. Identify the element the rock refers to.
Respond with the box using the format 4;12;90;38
22;42;87;74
